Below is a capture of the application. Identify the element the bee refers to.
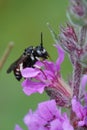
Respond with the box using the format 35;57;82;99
7;33;49;81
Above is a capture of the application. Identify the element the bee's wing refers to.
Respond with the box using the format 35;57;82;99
7;55;27;73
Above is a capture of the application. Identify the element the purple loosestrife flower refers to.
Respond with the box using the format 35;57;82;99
59;24;87;99
15;100;74;130
21;44;72;107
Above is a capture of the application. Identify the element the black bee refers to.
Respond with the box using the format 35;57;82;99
7;33;49;81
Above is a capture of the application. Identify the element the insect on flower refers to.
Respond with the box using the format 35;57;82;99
7;33;49;81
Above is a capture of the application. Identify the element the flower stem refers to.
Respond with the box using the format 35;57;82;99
0;42;14;70
70;61;82;126
72;61;82;99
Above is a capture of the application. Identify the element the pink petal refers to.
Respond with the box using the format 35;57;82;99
14;125;23;130
51;119;62;130
24;110;33;127
72;97;84;119
22;79;45;95
21;67;40;78
81;74;87;90
62;114;74;130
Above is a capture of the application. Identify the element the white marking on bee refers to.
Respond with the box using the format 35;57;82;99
31;54;35;60
37;49;41;54
19;63;23;71
42;49;46;53
16;75;20;78
16;68;20;71
15;72;20;75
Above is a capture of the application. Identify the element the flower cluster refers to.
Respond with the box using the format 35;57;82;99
14;0;87;130
15;100;74;130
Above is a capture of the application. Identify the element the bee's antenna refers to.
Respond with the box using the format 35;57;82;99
40;32;43;48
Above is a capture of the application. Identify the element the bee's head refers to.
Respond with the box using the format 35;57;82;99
34;33;49;59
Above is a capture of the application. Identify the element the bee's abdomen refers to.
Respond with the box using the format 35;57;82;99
14;68;22;81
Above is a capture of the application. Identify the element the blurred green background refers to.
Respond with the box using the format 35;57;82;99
0;0;72;129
